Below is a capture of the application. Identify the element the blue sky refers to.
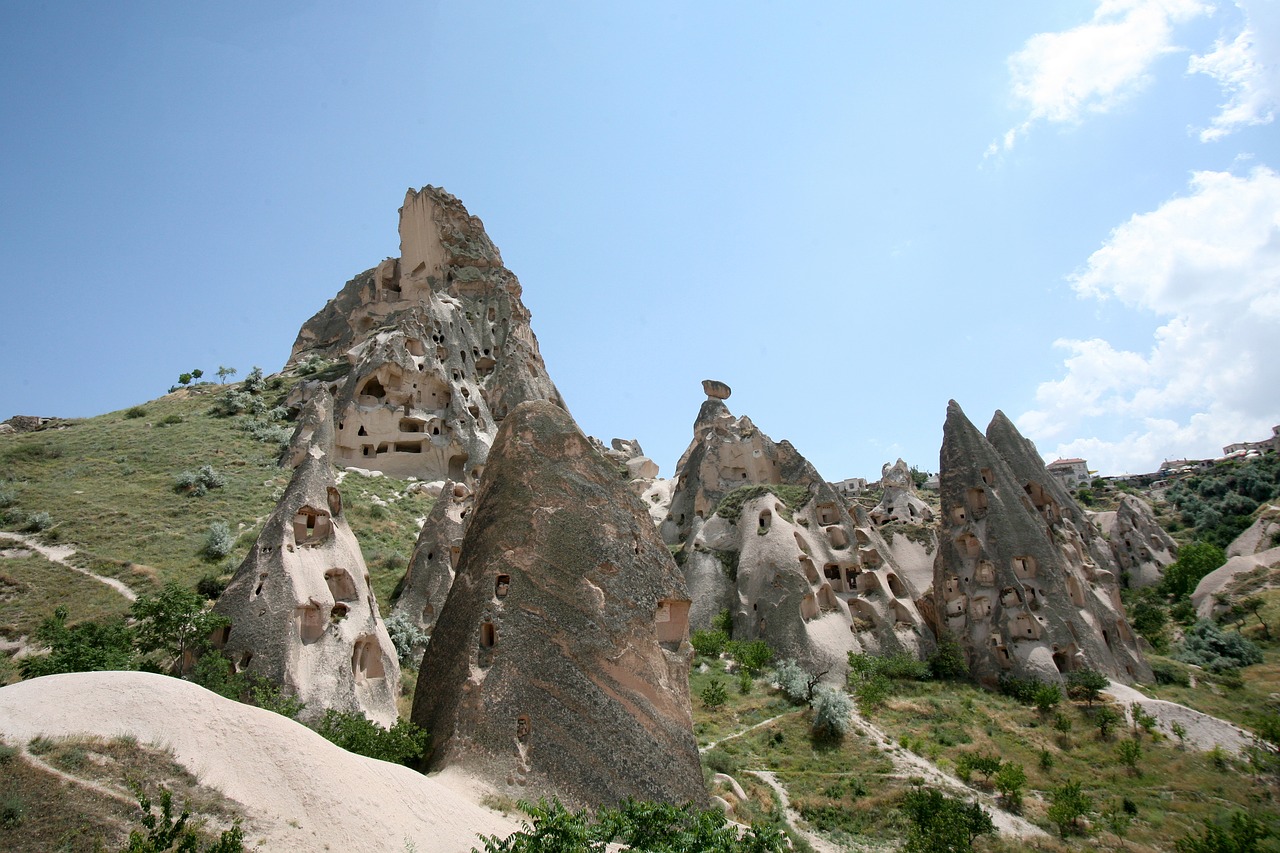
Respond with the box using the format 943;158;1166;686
1;1;1277;480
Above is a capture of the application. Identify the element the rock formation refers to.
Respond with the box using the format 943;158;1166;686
213;390;400;726
933;401;1150;687
288;186;565;485
663;383;934;674
1092;494;1177;588
870;459;934;526
412;401;704;808
390;480;473;637
590;436;660;481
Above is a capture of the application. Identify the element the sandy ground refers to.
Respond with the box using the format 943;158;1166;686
0;531;137;601
0;671;521;852
1103;680;1255;755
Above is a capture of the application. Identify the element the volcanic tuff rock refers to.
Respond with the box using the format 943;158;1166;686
870;458;934;526
288;186;565;484
933;402;1150;687
411;401;704;808
1092;494;1177;588
391;479;472;637
664;385;934;674
213;390;400;726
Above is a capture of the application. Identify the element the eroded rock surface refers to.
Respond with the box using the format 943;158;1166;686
288;186;565;485
391;480;472;637
214;391;400;725
933;402;1150;687
412;401;704;808
664;392;934;674
1093;494;1177;588
870;459;934;526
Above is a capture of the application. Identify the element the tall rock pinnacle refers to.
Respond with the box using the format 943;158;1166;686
412;400;704;808
288;186;565;486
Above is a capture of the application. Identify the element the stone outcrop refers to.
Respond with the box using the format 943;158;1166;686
412;401;704;808
390;480;472;637
1092;494;1177;588
590;436;660;481
933;402;1150;687
870;459;934;526
663;384;934;674
288;186;565;485
1227;504;1280;558
213;390;400;726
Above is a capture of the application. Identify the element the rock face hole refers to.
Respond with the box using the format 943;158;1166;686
352;635;386;681
655;598;691;647
293;506;332;546
495;573;510;598
325;568;359;602
480;621;497;648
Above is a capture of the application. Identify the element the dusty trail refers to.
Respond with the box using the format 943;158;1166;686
0;531;138;602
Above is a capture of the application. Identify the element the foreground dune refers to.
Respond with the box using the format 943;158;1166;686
0;671;521;852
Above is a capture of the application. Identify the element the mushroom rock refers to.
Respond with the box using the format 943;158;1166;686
933;401;1150;688
664;389;933;675
287;186;566;488
213;391;400;726
412;400;704;808
702;379;732;400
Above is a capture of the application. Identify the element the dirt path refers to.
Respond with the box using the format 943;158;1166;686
1103;680;1255;755
699;712;796;754
0;531;137;602
851;707;1049;841
748;770;849;853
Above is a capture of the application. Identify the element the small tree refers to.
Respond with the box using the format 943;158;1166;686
1094;705;1123;739
18;607;136;678
994;762;1026;813
177;373;193;387
1116;738;1142;775
1047;780;1092;838
701;678;728;709
690;629;728;660
190;368;203;382
811;685;852;739
899;786;994;852
1162;542;1227;599
928;632;969;680
1171;720;1188;748
123;785;243;852
727;639;772;676
131;582;230;674
216;366;237;384
1034;683;1062;715
1174;810;1272;852
1238;596;1271;640
1066;668;1109;705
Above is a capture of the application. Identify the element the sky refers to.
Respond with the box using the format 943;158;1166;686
1;1;1277;481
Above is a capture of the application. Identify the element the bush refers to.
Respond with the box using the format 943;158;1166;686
811;685;852;739
203;522;235;560
994;763;1026;812
726;639;772;675
1175;619;1263;671
899;786;994;852
1093;705;1123;739
690;629;728;660
19;606;136;678
1066;669;1109;705
156;414;183;427
1163;542;1227;599
1174;810;1272;852
196;574;227;600
997;674;1042;704
928;633;969;680
701;679;729;709
124;406;148;419
123;785;243;852
175;465;226;497
775;659;816;704
1116;738;1142;774
1033;683;1063;714
0;485;16;508
1047;780;1091;839
131;582;230;673
312;710;429;764
241;366;266;394
385;612;429;665
23;511;52;532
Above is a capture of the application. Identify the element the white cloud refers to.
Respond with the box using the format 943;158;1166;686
1188;0;1280;140
1018;166;1280;474
997;0;1211;151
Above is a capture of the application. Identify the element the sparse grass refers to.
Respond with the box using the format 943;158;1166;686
0;735;245;852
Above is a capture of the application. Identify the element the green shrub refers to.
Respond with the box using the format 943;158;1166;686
1033;683;1063;714
714;484;810;521
0;793;24;829
1066;668;1109;705
927;633;969;680
385;612;429;665
690;629;728;660
124;406;149;419
1047;780;1091;839
775;659;816;704
994;762;1026;812
700;678;729;709
811;685;852;739
123;785;243;852
24;511;52;531
1174;810;1272;852
131;582;230;673
175;465;226;497
1175;620;1263;671
19;606;136;678
1151;658;1192;686
1092;705;1123;739
1162;542;1227;599
312;710;429;764
156;414;184;427
726;639;772;675
899;786;994;852
196;574;227;600
203;522;235;560
1116;738;1142;774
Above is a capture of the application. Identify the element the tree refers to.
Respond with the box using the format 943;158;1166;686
1033;683;1062;715
899;787;994;852
177;373;193;387
1174;810;1272;852
811;685;852;739
994;763;1026;813
19;606;136;678
1093;705;1123;739
123;785;243;852
1047;780;1092;839
131;582;230;674
701;678;728;709
190;368;203;381
690;629;728;660
727;639;773;676
1116;738;1142;775
1162;541;1227;599
1066;668;1109;705
311;710;429;764
216;366;237;384
928;632;969;680
1238;596;1271;640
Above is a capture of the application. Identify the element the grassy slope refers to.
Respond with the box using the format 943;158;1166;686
0;377;432;678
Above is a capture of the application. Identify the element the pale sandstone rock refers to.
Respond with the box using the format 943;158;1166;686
870;459;934;526
933;402;1150;687
412;401;704;808
214;391;400;726
1092;494;1177;588
1227;504;1280;558
288;186;565;487
665;394;933;675
391;479;471;638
